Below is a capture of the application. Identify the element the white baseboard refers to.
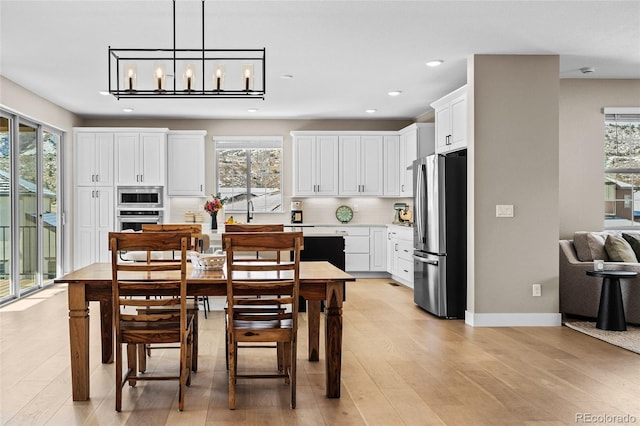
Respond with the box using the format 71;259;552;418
465;311;562;327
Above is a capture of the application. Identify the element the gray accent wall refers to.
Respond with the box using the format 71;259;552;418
467;55;560;321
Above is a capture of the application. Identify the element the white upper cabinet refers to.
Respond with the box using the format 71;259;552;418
432;85;467;154
397;123;435;196
167;131;206;196
383;135;400;196
339;135;383;196
75;131;114;187
292;134;339;196
115;131;166;186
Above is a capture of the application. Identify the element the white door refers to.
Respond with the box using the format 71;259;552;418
139;132;165;185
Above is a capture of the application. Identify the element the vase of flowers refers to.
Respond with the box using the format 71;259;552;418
204;194;226;230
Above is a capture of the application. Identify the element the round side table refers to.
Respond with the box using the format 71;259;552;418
586;270;637;331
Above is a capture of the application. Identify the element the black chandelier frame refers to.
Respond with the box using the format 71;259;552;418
108;0;266;100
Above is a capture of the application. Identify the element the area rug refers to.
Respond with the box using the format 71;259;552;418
564;321;640;355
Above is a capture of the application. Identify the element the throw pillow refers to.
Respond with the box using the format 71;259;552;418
573;232;592;261
622;232;640;260
604;234;637;262
586;232;609;261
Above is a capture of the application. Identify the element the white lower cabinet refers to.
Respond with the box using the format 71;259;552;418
369;226;387;271
387;225;414;287
342;227;370;271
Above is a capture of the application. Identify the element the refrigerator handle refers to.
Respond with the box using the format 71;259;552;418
415;164;425;244
413;255;438;266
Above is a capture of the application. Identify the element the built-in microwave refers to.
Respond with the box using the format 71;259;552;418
117;186;164;209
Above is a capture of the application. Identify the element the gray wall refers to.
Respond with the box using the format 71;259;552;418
559;79;640;239
467;55;560;321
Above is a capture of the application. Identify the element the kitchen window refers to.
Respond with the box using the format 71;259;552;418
214;137;283;214
604;109;640;228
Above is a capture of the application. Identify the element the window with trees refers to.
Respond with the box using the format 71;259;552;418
214;137;283;215
604;109;640;228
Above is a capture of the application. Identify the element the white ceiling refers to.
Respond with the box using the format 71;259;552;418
1;0;639;120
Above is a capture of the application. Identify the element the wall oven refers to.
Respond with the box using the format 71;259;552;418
117;210;163;231
117;186;164;231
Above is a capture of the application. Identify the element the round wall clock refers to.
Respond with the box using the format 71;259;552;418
335;205;354;223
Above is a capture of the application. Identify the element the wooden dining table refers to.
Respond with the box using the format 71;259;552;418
55;261;355;401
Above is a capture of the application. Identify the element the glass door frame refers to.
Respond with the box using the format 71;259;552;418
1;109;65;304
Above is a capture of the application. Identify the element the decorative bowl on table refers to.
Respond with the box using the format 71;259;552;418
188;251;226;270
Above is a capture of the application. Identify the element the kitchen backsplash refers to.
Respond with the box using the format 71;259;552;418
168;196;412;226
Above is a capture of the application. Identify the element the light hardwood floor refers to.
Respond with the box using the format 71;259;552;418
2;279;640;425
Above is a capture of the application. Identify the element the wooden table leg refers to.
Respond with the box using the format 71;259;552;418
307;300;320;361
100;299;114;363
325;281;344;398
68;282;90;401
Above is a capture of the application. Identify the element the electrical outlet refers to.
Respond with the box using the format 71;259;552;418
353;204;359;212
532;284;541;297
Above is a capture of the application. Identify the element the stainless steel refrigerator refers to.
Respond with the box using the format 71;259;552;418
413;152;467;318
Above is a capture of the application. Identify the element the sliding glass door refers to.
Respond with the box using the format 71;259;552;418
0;116;10;299
0;110;62;304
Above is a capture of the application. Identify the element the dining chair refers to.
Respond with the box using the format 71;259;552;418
223;231;303;409
139;224;206;373
224;224;285;370
109;231;195;412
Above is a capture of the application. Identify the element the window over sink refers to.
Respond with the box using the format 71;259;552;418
214;137;283;214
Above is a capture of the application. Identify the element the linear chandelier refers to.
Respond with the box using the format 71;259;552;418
108;0;265;99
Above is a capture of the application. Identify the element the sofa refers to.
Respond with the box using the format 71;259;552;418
560;231;640;325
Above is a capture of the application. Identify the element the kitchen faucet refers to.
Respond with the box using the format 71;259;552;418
247;199;254;223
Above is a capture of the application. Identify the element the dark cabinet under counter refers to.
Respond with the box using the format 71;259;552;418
292;235;346;311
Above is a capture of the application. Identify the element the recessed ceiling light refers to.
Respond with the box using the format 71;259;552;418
366;109;377;114
122;108;134;113
280;74;294;79
99;91;110;96
426;60;444;67
388;91;402;97
248;108;258;113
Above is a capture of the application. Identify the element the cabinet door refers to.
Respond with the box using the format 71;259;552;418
115;133;139;185
435;106;451;152
75;186;97;269
449;93;467;149
400;129;417;196
75;133;97;187
369;227;387;271
360;135;383;196
315;135;339;196
338;136;360;195
95;186;114;263
293;136;316;196
95;133;114;186
139;132;165;185
383;135;400;196
386;230;396;274
167;133;205;196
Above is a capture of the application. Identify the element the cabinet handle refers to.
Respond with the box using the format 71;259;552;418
92;190;95;198
95;190;99;198
91;174;95;182
140;174;143;182
95;174;99;183
200;184;203;191
395;243;398;251
446;135;452;145
401;184;404;192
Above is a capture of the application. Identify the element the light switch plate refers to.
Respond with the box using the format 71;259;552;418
496;204;514;218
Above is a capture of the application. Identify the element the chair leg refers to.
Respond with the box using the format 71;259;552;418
115;341;123;412
138;344;146;373
290;338;297;409
228;337;236;410
126;344;138;387
191;312;199;372
282;342;291;384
